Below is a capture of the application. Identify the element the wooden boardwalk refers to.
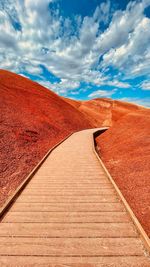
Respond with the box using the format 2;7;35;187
0;129;150;266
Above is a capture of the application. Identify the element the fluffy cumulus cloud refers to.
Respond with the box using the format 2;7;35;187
0;0;150;106
102;15;150;77
38;79;80;95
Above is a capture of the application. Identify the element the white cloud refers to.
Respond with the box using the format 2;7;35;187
93;0;111;24
0;10;18;50
102;9;150;77
107;80;131;88
140;81;150;90
0;0;150;95
88;89;117;99
94;1;147;55
37;78;80;96
24;64;42;75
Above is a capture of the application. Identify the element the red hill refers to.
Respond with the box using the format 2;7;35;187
63;97;144;127
96;109;150;236
0;70;92;206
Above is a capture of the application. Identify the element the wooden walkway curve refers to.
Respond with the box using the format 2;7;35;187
0;129;150;266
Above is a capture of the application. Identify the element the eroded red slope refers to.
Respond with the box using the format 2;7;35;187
96;109;150;236
64;97;143;127
0;70;92;207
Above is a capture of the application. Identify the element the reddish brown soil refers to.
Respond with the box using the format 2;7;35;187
0;70;92;207
96;109;150;236
63;97;112;126
64;97;142;127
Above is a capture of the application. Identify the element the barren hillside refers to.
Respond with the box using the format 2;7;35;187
96;109;150;236
0;70;92;207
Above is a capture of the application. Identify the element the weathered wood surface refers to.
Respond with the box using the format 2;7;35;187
0;129;150;266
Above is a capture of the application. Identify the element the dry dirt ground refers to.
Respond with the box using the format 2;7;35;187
96;110;150;237
0;70;91;207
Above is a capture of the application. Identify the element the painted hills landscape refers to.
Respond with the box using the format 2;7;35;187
0;69;150;238
1;0;150;264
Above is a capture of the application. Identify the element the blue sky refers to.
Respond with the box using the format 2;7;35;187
0;0;150;107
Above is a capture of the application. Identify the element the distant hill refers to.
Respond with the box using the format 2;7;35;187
63;97;144;127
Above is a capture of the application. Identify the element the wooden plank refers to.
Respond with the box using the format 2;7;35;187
35;169;106;174
16;195;118;203
22;186;113;192
19;191;116;196
29;180;109;184
32;174;107;177
0;256;150;266
3;211;130;223
0;237;144;256
25;184;111;188
33;174;107;178
23;184;113;188
33;173;107;176
28;183;110;186
0;222;137;238
11;202;125;212
30;179;109;184
29;182;110;186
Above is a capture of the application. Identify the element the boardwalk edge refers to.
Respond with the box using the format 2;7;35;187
92;129;150;255
0;132;74;219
